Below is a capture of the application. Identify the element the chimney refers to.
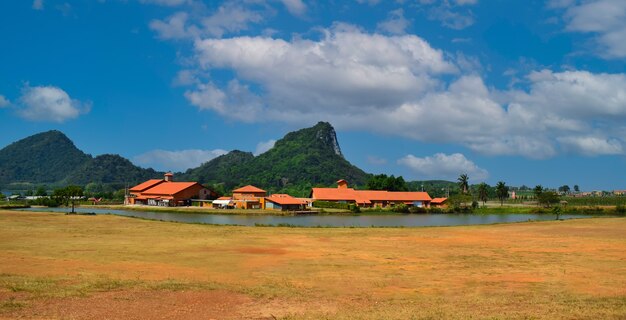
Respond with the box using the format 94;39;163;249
337;179;348;189
164;172;173;182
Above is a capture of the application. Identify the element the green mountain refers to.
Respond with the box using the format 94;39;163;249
0;131;161;189
0;130;91;187
180;122;369;195
64;154;161;187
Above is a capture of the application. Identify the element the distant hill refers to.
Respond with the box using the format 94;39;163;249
0;124;454;196
179;122;369;195
0;131;162;189
64;154;161;186
0;130;91;186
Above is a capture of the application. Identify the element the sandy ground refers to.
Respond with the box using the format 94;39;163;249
0;210;625;319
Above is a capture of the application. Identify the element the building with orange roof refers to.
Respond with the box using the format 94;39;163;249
311;180;432;208
264;194;307;211
127;173;212;207
430;198;448;208
232;185;266;209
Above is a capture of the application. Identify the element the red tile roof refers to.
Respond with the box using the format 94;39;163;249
142;182;202;196
217;196;232;200
265;194;306;205
311;188;432;204
431;198;447;204
233;185;266;193
129;179;164;192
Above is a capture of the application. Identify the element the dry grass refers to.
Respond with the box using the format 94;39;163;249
0;209;625;319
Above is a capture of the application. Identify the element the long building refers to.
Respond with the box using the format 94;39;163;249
127;173;212;207
311;179;433;208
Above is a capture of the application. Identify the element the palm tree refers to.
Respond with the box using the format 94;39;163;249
457;173;469;194
495;181;508;206
533;185;543;206
477;182;489;206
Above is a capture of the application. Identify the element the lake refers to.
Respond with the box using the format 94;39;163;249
16;207;597;227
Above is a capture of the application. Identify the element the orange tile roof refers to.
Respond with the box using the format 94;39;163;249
142;182;202;196
431;198;447;204
217;196;232;200
129;179;164;192
265;194;306;205
233;185;266;193
311;188;432;203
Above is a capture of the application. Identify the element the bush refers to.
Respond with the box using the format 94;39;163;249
616;205;626;215
391;203;410;213
348;204;361;213
429;207;443;214
409;206;427;214
312;201;352;210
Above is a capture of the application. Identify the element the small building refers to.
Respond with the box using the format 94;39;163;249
127;173;210;207
264;194;307;211
430;198;448;208
212;196;234;209
311;180;432;208
232;185;266;209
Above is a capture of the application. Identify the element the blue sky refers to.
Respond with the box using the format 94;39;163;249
1;0;625;190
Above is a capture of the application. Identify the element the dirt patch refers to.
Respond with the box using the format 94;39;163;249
236;247;288;255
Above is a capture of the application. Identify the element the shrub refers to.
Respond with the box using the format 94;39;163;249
615;205;626;215
312;201;352;210
391;203;410;213
429;207;443;214
409;206;427;214
348;204;361;213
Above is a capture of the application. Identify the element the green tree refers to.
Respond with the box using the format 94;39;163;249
574;185;580;193
366;174;408;191
538;191;560;208
53;185;84;214
558;185;570;194
495;181;508;206
477;182;489;206
35;186;47;197
457;173;469;194
533;185;543;206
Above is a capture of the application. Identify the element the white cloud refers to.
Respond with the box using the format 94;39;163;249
280;0;306;16
133;149;228;171
32;0;44;10
428;5;475;30
0;95;9;108
398;153;489;181
254;139;276;155
17;85;90;123
558;0;626;58
149;2;264;39
557;136;623;156
455;0;477;4
181;27;626;158
377;9;411;35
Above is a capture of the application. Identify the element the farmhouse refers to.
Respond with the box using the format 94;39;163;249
311;179;433;208
127;173;211;207
231;185;266;209
264;194;307;211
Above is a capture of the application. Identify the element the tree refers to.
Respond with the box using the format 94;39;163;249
533;185;543;206
477;182;489;206
537;191;560;208
495;181;508;206
35;186;47;197
53;185;84;214
558;185;570;194
574;185;580;193
366;174;408;191
457;173;469;194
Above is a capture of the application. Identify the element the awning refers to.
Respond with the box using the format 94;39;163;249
212;199;232;206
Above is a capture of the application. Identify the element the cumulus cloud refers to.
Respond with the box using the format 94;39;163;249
17;85;90;123
557;0;626;58
0;95;9;108
280;0;306;16
254;139;276;155
377;9;411;35
428;5;474;30
150;2;264;39
398;153;489;181
32;0;44;10
133;149;228;171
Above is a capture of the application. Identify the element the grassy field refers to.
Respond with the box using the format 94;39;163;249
0;210;625;319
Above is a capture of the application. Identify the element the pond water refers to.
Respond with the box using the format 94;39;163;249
17;207;597;228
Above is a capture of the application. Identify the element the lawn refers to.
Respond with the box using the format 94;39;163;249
0;210;625;319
